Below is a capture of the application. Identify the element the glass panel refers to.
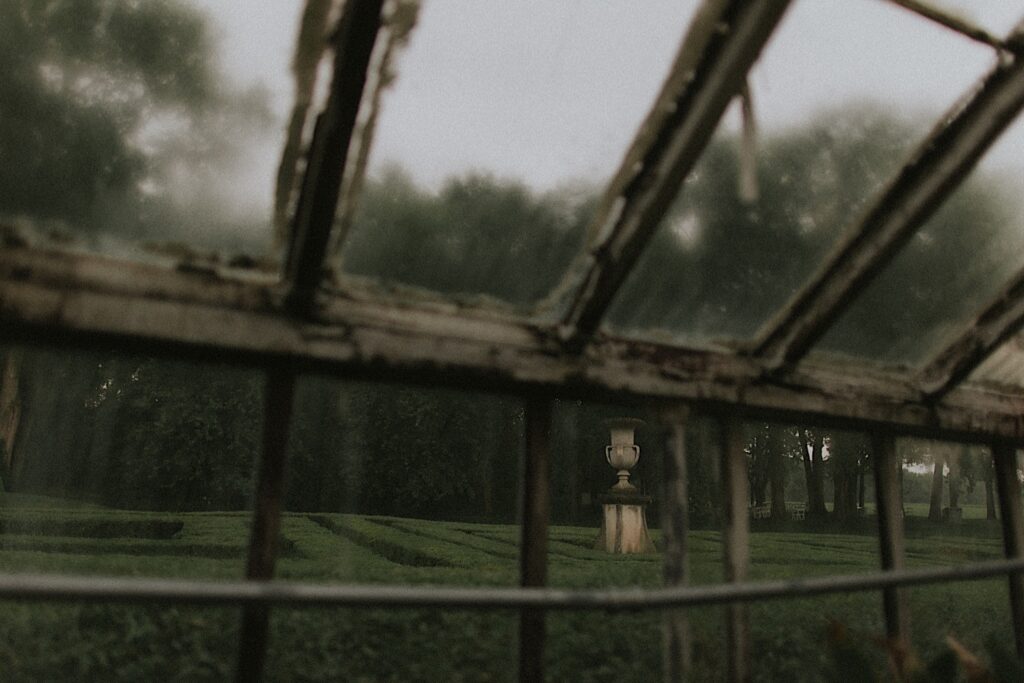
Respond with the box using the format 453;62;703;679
967;333;1024;390
898;439;1015;671
745;426;886;679
925;1;1024;36
1;1;300;266
0;347;260;579
816;115;1024;365
547;400;662;590
270;378;523;678
277;378;522;587
0;604;238;680
547;408;720;680
603;0;996;348
0;347;259;679
336;1;693;310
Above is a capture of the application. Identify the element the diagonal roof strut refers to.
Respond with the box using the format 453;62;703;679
558;0;793;351
282;0;385;317
752;27;1024;371
918;265;1024;399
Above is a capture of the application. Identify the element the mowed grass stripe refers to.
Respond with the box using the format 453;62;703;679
380;519;519;561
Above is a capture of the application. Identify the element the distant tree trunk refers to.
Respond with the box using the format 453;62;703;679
947;449;961;512
807;431;827;516
768;426;788;520
833;474;856;521
564;403;579;524
985;460;998;520
928;456;945;521
801;431;814;505
857;468;866;509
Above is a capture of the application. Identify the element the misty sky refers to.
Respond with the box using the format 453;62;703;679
194;0;1023;207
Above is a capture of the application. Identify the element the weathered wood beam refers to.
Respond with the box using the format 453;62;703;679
558;0;792;350
519;399;552;683
752;41;1024;370
660;408;692;682
918;266;1024;399
992;441;1024;657
236;369;297;683
720;417;751;682
885;0;1010;52
872;433;910;643
3;248;1024;443
282;0;384;316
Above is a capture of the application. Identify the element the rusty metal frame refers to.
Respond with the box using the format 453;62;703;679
7;0;1024;680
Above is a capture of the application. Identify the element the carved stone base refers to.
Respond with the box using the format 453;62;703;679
595;493;656;554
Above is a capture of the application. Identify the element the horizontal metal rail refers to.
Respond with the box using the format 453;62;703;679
3;557;1024;611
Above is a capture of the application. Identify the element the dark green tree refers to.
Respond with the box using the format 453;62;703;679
0;0;272;247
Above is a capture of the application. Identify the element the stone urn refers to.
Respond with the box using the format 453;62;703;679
605;418;643;492
595;417;655;554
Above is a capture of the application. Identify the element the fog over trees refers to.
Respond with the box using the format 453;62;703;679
1;1;1019;524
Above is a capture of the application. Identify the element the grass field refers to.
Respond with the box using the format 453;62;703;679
0;495;1018;681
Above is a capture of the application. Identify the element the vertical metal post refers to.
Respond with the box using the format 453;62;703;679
992;441;1024;657
871;432;910;643
661;407;691;682
720;417;750;683
519;398;552;683
235;367;296;683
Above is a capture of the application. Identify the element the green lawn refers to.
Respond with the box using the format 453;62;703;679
0;496;1017;681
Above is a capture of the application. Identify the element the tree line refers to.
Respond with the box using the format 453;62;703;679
1;1;1019;526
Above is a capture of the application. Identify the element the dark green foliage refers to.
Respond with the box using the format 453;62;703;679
0;0;273;249
343;166;595;306
0;503;1018;681
986;636;1024;682
826;623;1022;683
7;350;260;512
106;360;261;511
284;379;522;521
608;105;922;344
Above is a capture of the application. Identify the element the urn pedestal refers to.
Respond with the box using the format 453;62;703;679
594;418;655;554
595;491;656;554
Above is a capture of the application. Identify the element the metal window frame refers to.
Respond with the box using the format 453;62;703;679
5;1;1024;681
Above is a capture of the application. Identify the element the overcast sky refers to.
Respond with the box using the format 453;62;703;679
193;0;1024;209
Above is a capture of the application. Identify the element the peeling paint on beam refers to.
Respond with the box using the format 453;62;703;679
558;0;792;350
3;248;1024;443
283;0;385;316
918;266;1024;399
752;46;1024;370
